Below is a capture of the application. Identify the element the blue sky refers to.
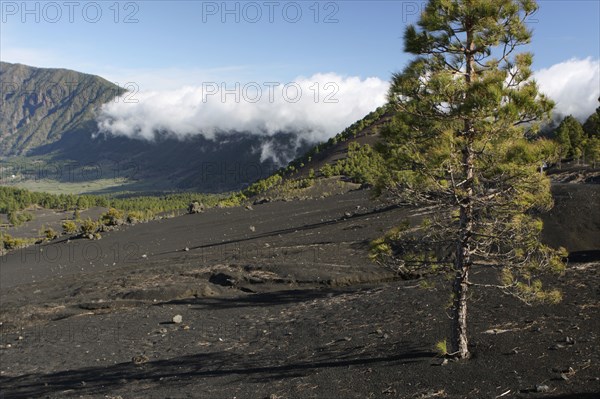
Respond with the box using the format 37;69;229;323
1;1;599;142
2;1;598;84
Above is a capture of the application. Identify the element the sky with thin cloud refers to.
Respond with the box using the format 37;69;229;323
1;1;598;142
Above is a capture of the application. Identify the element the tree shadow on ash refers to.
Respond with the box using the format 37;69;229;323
534;395;600;399
157;288;358;310
152;204;403;257
567;250;600;263
0;342;433;399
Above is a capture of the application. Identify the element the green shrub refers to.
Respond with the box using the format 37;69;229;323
298;178;314;189
320;163;335;178
80;218;99;237
217;193;246;208
101;207;125;226
243;174;283;197
434;339;448;356
62;220;78;235
1;233;31;250
319;143;385;185
126;210;147;223
8;212;19;226
44;227;58;240
7;211;34;227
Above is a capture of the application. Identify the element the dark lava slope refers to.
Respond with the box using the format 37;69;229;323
0;186;598;399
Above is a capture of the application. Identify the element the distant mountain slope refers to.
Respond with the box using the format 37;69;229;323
0;62;381;193
29;129;310;193
0;62;312;192
0;61;122;155
272;105;392;180
296;105;392;176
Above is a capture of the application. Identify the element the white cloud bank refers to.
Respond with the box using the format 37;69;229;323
97;58;600;144
97;73;389;143
534;57;600;120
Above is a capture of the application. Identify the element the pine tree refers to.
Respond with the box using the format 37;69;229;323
584;137;600;167
582;98;600;139
555;115;585;161
378;0;565;359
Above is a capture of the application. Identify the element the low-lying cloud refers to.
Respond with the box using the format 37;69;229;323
97;59;600;147
97;73;389;143
534;57;600;120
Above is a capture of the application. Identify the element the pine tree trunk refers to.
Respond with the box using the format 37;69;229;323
451;21;475;360
451;143;473;360
452;269;470;358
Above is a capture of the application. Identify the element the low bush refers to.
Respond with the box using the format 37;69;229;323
44;227;58;240
62;220;78;235
8;211;34;227
101;208;125;226
1;233;32;250
80;218;99;237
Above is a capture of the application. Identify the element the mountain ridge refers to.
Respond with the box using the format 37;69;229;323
0;62;315;192
0;61;123;156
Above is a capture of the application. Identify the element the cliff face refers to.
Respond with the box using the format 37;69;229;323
0;61;122;156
